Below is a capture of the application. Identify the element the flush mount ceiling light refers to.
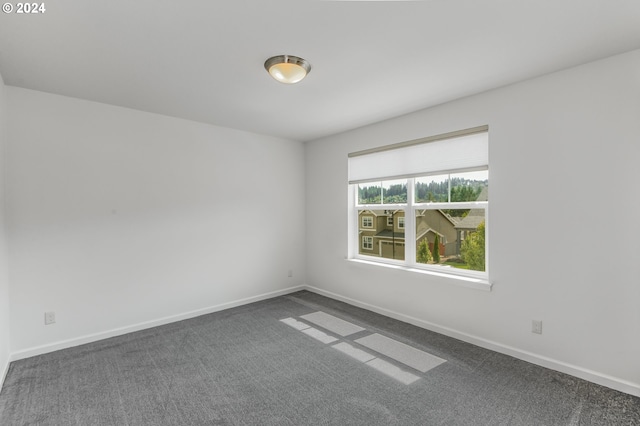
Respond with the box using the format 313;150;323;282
264;55;311;84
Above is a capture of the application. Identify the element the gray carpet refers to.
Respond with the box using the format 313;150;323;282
0;290;638;425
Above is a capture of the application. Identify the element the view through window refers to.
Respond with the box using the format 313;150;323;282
349;127;488;279
356;171;487;272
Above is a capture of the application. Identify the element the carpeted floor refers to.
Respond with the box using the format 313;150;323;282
0;290;638;425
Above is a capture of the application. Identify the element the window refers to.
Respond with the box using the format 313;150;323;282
348;126;489;281
362;236;373;250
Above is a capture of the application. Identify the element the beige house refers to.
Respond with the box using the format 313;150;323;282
358;209;459;260
416;209;459;256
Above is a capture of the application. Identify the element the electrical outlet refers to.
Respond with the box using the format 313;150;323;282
532;320;542;334
44;311;56;325
288;269;293;278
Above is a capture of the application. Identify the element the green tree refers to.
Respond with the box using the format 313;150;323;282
416;239;432;264
383;184;407;203
432;234;440;263
460;221;485;271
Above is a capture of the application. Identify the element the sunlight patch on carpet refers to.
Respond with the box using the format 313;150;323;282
280;317;311;331
332;342;376;363
365;358;420;385
301;327;339;344
300;311;365;336
356;333;446;373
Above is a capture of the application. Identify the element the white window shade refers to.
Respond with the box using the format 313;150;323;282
348;128;488;184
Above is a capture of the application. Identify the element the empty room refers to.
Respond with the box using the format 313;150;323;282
0;1;639;425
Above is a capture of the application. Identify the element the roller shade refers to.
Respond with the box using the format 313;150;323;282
348;127;488;184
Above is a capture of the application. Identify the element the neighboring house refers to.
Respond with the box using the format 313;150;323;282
416;209;458;256
358;210;406;260
358;209;458;260
454;187;488;255
453;210;485;254
359;186;487;260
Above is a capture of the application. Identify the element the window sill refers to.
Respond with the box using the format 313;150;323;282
345;258;492;291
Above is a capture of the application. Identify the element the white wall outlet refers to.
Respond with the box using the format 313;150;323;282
288;269;293;278
532;320;542;334
44;311;56;325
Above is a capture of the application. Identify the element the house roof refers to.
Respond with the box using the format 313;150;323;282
359;210;382;217
455;214;485;231
375;230;405;239
416;227;444;241
417;209;459;225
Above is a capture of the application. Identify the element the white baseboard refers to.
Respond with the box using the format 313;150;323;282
303;285;640;398
9;285;306;363
0;357;9;390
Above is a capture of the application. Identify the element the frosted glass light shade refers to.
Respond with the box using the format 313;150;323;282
268;63;307;84
264;55;311;84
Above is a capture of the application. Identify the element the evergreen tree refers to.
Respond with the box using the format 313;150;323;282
460;221;485;271
383;184;407;203
416;239;432;264
433;234;440;263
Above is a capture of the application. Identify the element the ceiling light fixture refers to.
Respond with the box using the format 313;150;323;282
264;55;311;84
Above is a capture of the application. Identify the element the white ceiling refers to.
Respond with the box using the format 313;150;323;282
1;1;639;142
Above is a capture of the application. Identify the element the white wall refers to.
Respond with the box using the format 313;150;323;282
305;49;640;396
6;88;306;355
0;73;10;384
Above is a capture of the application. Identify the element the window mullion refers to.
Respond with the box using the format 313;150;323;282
406;178;416;267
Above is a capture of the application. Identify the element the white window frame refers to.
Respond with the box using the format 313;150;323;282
352;179;488;281
347;126;490;287
397;216;405;229
387;216;393;226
